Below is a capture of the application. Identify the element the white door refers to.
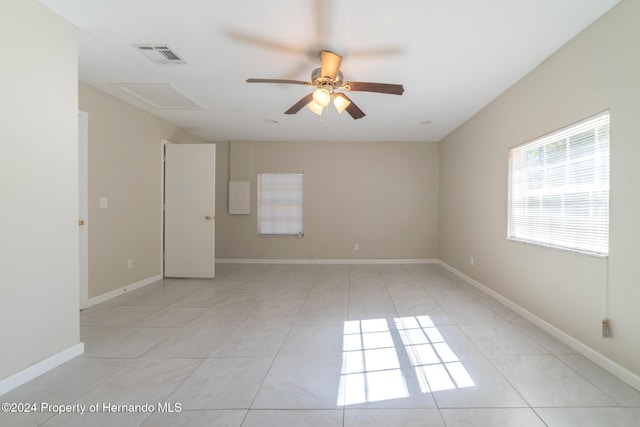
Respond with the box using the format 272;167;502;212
164;143;216;278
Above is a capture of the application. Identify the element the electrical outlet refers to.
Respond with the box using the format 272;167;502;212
127;259;134;269
354;243;359;251
470;256;475;266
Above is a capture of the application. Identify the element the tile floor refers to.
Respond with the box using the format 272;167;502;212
2;263;639;426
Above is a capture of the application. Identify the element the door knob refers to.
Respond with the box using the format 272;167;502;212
205;215;213;220
78;219;85;226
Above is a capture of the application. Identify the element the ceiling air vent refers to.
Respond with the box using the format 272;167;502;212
133;44;186;64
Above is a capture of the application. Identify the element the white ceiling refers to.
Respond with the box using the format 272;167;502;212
39;0;620;142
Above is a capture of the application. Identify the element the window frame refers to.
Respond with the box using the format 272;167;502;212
507;111;610;257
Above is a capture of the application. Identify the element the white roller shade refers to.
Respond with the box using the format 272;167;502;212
257;173;304;236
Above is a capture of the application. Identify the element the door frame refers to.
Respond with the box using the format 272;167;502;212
159;139;173;278
79;110;89;308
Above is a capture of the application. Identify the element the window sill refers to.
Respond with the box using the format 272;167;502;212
507;237;608;258
258;233;304;238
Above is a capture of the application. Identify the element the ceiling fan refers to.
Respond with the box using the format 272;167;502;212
246;50;404;120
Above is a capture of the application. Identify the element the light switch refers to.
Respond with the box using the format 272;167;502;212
100;196;108;209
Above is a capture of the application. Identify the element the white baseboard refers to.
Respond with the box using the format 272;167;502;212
0;343;84;397
216;258;439;265
82;274;163;309
439;261;640;392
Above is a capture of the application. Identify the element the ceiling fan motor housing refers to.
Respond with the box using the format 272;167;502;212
311;67;343;88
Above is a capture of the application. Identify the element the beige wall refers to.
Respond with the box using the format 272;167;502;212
79;83;208;298
0;0;79;381
439;0;640;378
216;141;439;260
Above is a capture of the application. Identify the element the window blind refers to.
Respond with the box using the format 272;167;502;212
257;173;304;236
508;111;610;256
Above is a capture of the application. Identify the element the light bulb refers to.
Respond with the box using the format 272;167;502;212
332;94;351;114
312;88;331;107
307;101;324;115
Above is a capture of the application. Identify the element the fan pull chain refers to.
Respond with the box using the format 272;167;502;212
323;102;330;130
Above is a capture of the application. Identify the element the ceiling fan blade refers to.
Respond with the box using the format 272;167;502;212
246;78;311;86
313;0;331;47
320;50;342;80
284;93;314;115
347;46;405;58
226;30;305;55
344;81;405;95
335;93;365;120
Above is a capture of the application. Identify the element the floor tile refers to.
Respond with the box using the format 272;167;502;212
390;294;442;315
80;326;123;346
556;353;640;406
436;292;506;325
0;411;54;427
241;409;343;427
628;407;640;419
305;291;350;306
344;408;444;427
339;352;438;409
278;325;344;357
429;325;486;360
211;326;290;357
142;409;246;426
169;357;272;409
491;354;618;406
0;358;132;427
81;306;161;327
1;358;129;404
294;304;349;326
76;358;201;406
349;290;394;307
535;407;640;427
211;293;266;310
259;289;310;307
440;408;546;427
140;326;233;358
122;282;206;307
83;327;178;358
240;305;300;327
134;307;208;328
348;303;398;320
189;305;253;325
168;288;231;308
509;316;576;354
460;321;548;357
429;356;527;408
470;292;521;322
39;412;150;427
252;356;344;409
395;306;455;325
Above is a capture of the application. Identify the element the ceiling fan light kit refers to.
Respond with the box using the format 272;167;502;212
312;87;331;107
247;50;404;120
332;93;350;114
307;100;324;115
